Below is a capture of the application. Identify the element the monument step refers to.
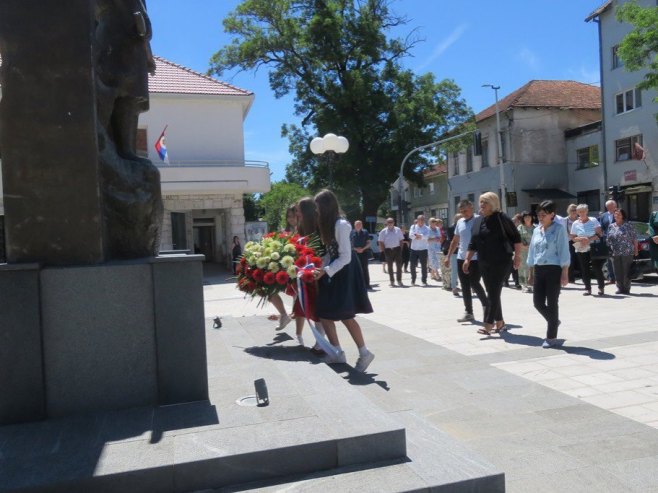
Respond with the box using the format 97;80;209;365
0;316;406;493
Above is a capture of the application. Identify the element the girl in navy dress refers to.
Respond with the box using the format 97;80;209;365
312;190;375;372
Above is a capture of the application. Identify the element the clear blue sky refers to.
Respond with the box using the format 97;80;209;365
149;0;604;182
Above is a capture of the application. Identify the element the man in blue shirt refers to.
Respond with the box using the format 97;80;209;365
351;220;372;289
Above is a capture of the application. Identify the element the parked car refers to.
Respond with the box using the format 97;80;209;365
629;221;656;280
573;221;655;280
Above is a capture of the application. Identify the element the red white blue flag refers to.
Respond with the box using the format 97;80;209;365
154;125;169;163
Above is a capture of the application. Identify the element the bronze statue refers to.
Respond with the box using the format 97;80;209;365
95;0;163;259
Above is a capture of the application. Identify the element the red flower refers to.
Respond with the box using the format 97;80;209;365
294;244;305;253
309;256;322;267
300;268;315;283
240;257;247;266
264;232;276;239
263;272;276;285
295;256;308;268
235;264;243;274
275;271;290;285
289;234;301;244
245;281;256;293
301;248;315;257
252;269;264;282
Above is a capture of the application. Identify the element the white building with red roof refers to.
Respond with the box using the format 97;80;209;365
0;55;271;265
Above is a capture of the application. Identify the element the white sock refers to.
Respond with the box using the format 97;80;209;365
358;346;369;356
296;335;304;346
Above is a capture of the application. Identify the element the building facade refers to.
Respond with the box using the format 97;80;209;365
447;80;601;218
587;0;658;221
389;164;449;226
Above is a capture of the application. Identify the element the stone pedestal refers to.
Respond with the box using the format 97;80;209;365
0;255;208;425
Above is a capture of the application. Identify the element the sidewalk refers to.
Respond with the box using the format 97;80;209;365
205;263;658;491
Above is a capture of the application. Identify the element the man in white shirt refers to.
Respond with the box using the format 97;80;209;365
378;217;404;286
409;214;430;285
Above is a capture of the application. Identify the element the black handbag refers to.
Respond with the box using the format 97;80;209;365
590;239;609;259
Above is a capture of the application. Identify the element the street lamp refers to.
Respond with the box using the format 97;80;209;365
309;133;349;189
482;84;506;211
397;130;474;226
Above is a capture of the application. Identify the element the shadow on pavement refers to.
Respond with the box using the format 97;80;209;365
244;343;323;364
499;332;616;360
555;345;615;360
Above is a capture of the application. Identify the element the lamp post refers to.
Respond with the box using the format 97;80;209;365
309;133;349;189
397;130;473;226
482;84;506;211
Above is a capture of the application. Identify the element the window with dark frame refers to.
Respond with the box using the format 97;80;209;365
481;139;489;167
576;190;600;214
612;45;623;69
615;134;643;162
452;152;460;176
576;145;599;169
466;146;473;172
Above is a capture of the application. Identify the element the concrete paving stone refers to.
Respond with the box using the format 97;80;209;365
612;405;658;423
558;431;658;466
609;367;658;380
580;390;657;410
215;460;430;493
571;371;625;386
561;386;605;398
592;378;656;393
534;403;609;423
551;363;601;377
527;376;586;392
549;412;651;445
605;455;658;491
486;447;590;480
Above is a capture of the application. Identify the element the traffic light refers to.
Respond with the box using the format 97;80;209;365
473;131;482;156
608;185;621;201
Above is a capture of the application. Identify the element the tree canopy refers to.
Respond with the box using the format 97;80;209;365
209;0;473;219
616;1;658;112
258;181;309;231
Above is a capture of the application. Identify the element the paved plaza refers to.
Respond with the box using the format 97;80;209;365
205;262;658;492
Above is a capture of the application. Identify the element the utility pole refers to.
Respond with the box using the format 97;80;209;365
483;84;506;211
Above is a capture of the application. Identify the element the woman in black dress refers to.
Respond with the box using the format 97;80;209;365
231;236;242;274
312;190;375;373
463;192;522;336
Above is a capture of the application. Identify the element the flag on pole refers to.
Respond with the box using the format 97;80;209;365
154;125;169;163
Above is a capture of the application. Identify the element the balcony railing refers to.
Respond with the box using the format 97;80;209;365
157;160;269;169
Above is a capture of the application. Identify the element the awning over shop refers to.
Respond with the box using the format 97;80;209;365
521;188;576;199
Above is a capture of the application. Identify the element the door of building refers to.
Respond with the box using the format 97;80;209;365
193;218;215;262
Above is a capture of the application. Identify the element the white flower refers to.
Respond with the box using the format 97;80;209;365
256;257;268;269
287;266;298;278
270;241;283;250
280;255;294;268
270;252;280;261
268;262;280;273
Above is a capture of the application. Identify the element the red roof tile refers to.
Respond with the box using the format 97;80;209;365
476;80;601;122
423;163;447;177
149;56;252;96
0;54;252;97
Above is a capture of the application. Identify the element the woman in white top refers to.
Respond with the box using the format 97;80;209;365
312;190;375;373
569;204;605;296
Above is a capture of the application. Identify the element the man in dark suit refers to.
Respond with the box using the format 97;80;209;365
351;220;372;289
599;199;617;284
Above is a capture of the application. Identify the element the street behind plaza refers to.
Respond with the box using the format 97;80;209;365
205;263;658;492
